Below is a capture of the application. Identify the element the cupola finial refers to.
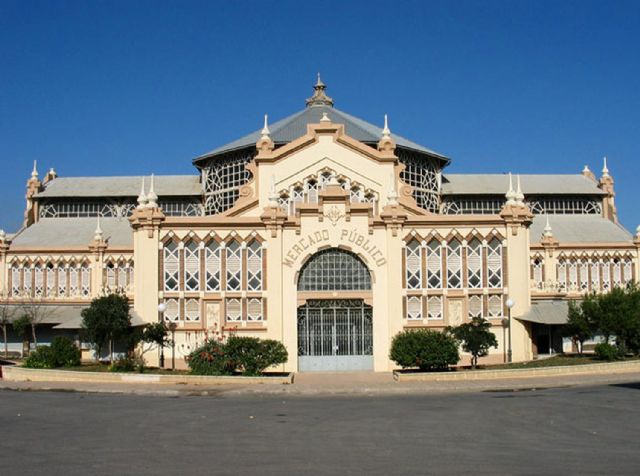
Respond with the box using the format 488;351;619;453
31;160;38;179
602;156;610;178
305;73;334;108
515;175;525;206
543;215;553;238
261;114;270;139
382;114;391;139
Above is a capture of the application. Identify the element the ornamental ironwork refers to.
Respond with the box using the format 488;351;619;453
202;150;254;215
397;149;441;213
298;248;372;291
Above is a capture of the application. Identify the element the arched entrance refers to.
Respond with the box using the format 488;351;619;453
297;248;373;371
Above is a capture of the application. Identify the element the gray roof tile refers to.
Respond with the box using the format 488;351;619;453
442;174;605;196
195;105;448;162
529;215;632;244
37;175;201;198
11;218;133;248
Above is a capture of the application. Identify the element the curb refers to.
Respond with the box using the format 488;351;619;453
393;360;640;381
1;365;294;386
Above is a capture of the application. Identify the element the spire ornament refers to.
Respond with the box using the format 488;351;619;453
305;73;334;107
387;172;399;206
543;215;553;238
147;174;158;208
515;175;525;206
137;177;148;209
505;173;517;206
382;114;391;139
94;216;103;242
31;160;38;180
261;114;270;140
268;175;279;209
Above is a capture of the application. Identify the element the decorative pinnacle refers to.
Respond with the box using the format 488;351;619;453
320;112;331;123
137;177;148;208
636;224;640;239
505;172;516;206
31;160;38;179
515;175;525;205
387;172;398;206
268;175;279;208
543;215;553;238
602;156;610;177
94;216;103;241
382;114;391;138
261;114;270;139
305;73;334;107
147;174;158;208
582;165;590;173
0;229;5;241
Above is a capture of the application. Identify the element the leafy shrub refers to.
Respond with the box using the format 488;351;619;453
225;336;288;376
187;339;234;376
187;336;288;376
24;346;54;369
390;329;460;371
594;343;622;361
110;356;136;372
50;336;81;367
23;337;80;369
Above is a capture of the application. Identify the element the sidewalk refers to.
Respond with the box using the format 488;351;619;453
2;370;640;397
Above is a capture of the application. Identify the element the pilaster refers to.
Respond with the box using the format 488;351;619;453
129;207;165;325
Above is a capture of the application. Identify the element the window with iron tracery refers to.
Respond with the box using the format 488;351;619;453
398;149;441;213
527;197;602;215
466;239;483;288
183;241;200;292
298;248;371;291
246;241;262;291
487;238;503;288
225;241;243;291
405;239;422;290
446;239;462;289
163;242;180;292
202;150;253;215
441;198;504;215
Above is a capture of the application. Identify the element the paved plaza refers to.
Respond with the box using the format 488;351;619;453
1;380;639;475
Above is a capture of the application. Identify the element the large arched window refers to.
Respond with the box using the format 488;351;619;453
298;248;371;291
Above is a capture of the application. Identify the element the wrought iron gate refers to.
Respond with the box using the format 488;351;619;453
297;299;373;371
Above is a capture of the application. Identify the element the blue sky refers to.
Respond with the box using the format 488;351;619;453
1;0;639;232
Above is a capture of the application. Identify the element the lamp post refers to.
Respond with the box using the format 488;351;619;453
505;298;515;363
168;322;177;371
157;303;167;369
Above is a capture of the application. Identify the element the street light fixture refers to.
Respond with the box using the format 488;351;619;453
168;322;178;371
505;298;515;363
157;303;167;369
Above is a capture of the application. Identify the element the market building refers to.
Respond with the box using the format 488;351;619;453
1;78;639;371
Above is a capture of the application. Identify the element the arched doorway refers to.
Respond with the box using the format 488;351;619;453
297;248;373;371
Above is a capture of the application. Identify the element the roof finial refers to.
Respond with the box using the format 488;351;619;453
582;164;590;174
137;177;148;209
382;114;391;139
0;229;6;242
602;156;610;178
31;160;38;179
261;114;270;139
505;172;516;206
147;174;158;208
636;224;640;239
320;112;331;123
94;215;103;241
515;175;525;205
306;74;334;107
543;215;553;238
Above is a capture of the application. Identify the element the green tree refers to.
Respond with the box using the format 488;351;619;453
448;317;498;369
81;293;132;364
12;314;32;356
0;300;16;358
137;322;170;369
562;300;594;354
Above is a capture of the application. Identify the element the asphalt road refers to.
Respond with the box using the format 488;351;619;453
1;383;639;475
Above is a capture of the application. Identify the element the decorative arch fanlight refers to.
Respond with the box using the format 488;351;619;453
297;248;372;291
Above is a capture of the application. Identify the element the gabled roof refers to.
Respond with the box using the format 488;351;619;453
442;174;605;196
194;105;449;164
529;215;632;244
10;218;133;248
36;175;201;198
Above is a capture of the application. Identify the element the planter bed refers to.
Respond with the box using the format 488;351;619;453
1;365;293;385
393;359;640;382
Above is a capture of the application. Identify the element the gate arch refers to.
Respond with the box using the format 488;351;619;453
297;248;373;371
